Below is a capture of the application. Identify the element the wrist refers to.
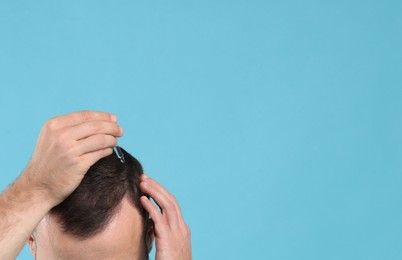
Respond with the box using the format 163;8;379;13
1;171;56;234
0;169;56;260
19;165;60;209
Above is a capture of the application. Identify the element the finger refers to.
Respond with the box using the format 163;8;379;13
140;179;181;227
80;147;114;167
141;175;174;200
142;175;183;217
46;110;117;129
76;134;118;155
67;121;123;140
140;196;165;228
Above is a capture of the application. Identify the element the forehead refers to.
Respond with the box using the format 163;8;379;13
37;196;145;259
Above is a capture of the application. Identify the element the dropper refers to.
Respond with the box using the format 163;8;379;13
113;146;125;163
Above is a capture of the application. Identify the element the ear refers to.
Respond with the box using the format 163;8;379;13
145;218;155;253
28;234;37;257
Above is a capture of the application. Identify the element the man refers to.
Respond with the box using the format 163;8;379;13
0;111;191;260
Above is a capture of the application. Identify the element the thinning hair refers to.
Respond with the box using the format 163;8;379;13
49;147;148;239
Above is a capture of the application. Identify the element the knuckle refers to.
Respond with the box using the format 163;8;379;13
104;122;120;136
113;124;121;135
79;110;92;120
89;122;102;133
95;135;116;149
169;194;178;204
44;118;58;131
106;135;117;147
185;224;191;236
96;135;108;148
165;199;176;211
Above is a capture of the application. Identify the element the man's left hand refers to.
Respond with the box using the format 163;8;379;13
139;174;192;260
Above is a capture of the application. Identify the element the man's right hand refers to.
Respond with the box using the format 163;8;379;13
24;110;123;206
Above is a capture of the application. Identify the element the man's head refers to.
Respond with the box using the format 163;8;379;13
28;147;154;260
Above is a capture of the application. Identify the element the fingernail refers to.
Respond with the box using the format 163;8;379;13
111;114;118;123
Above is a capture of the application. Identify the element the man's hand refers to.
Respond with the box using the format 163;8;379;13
0;110;123;260
139;174;192;260
25;110;123;205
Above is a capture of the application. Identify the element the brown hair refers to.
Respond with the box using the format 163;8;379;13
49;147;148;239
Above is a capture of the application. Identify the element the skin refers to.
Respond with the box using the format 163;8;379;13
140;174;192;260
0;110;191;260
29;196;152;260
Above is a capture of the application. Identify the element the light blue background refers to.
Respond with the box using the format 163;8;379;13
1;1;401;259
